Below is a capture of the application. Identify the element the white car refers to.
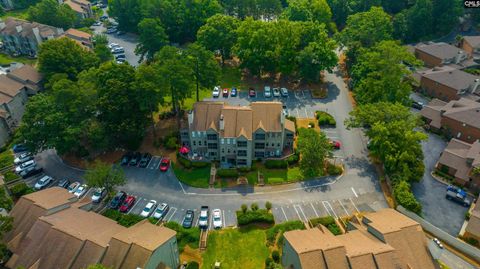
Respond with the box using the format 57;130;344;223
91;187;106;203
273;88;280;97
140;200;157;217
152;203;169;219
280;87;288;97
212;86;220;98
14;152;33;165
212;209;222;229
34;175;53;190
264;86;272;98
67;181;80;193
73;184;88;198
15;160;36;173
108;43;119;49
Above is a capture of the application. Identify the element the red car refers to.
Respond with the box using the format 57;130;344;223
249;88;256;97
329;140;341;149
222;88;229;97
159;158;170;172
119;195;136;213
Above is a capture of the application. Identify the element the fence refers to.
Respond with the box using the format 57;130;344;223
397;206;480;263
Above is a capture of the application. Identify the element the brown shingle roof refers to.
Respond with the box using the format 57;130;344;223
464;36;480;49
422;98;480;130
1;17;62;39
64;28;91;40
421;67;479;92
22;187;77;210
416;42;465;60
8;65;42;84
438;139;473;181
112;220;176;251
251;102;282;132
0;75;24;98
420;98;447;129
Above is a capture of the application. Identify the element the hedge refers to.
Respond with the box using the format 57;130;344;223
236;209;274;226
9;183;34;199
310;216;341;235
176;155;209;169
316;111;336;127
217;168;239;178
186;262;199;269
265;159;287;169
326;163;342;175
103;209;144;227
393;180;422;214
266;220;305;246
286;154;299;165
164;221;200;252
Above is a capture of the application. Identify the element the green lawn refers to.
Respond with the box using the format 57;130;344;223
2;9;29;20
220;66;246;89
0;150;13;169
158;88;211;114
201;228;270;269
172;162;211;188
0;53;37;66
245;164;303;185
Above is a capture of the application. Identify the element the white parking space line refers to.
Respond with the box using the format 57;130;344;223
167;207;177;222
350;198;360;213
222;210;225;228
351;187;358;198
322;201;338;219
310;202;319;217
303;108;308;118
127;197;141;214
146;158;153;169
302;90;306;97
156;157;163;169
281;206;288;221
294;205;308;222
322;201;331;216
337;200;349;217
295;109;300;118
195;214;200;227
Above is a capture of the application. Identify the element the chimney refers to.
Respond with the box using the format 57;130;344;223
472;78;480;94
15;25;22;33
455;51;464;64
219;114;224;131
188;110;194;126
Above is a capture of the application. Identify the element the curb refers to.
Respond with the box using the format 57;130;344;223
430;171;477;198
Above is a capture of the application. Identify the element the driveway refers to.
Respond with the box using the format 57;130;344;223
30;62;387;228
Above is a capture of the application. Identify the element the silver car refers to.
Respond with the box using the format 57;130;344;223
15;160;36;173
34;175;53;190
264;86;272;98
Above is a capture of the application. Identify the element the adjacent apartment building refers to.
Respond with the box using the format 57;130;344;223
421;98;480;143
181;101;295;167
5;187;179;269
282;209;436;269
62;28;93;49
414;42;468;67
60;0;93;19
0;17;64;57
461;36;480;57
463;197;480;242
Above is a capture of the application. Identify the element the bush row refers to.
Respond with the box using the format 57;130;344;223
164;221;201;252
236;209;274;226
103;209;144;227
266;220;305;246
393;180;422;214
9;183;34;199
316;111;336;127
265;159;288;169
286;153;299;165
326;163;342;175
310;216;342;235
176;154;210;169
217;168;239;178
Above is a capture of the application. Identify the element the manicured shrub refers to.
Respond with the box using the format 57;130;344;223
241;204;248;213
265;201;272;211
164;221;201;252
9;183;34;199
236;209;274;226
310;216;342;235
238;167;251;173
251;203;259;211
217;168;239;178
165;137;178;150
178;156;192;168
286;154;299;165
186;262;199;269
326;163;342;175
191;161;210;168
272;250;280;263
316;111;336;126
265;159;287;169
266;221;305;246
3;171;19;183
393;180;422;214
103;209;144;227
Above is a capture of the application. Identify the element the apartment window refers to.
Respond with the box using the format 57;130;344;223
237;159;247;165
286;134;293;139
255;151;265;158
233;138;236;144
208;143;217;149
193;141;196;146
227;139;230;145
204;141;207;146
192;132;196;138
237;141;247;147
255;133;265;140
227;149;230;153
277;143;280;147
238;150;247;157
210;152;216;156
207;134;217;140
457;132;462;138
221;138;225;144
255;143;265;149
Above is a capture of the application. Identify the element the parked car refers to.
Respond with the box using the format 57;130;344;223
264;86;272;98
14;152;33;165
249;88;256;97
433;238;444;249
91;187;107;203
34;175;53;190
182;209;194;228
100;15;108;21
199;206;209;228
212;86;220;98
73;184;88;198
329;140;341;150
222;88;229;97
231;88;237;97
140;200;157;217
212;209;222;229
57;178;70;188
159;158;170;172
119;195;136;213
273;88;280;97
280;87;288;97
116;31;125;36
412;101;424;110
92;21;102;26
109;191;127;209
15;160;36;173
12;144;28;153
446;189;471;207
115;54;126;59
108;43;119;49
20;166;42;179
67;181;81;193
139;153;152;168
129;152;141;166
106;28;117;34
111;47;124;54
120;152;132;166
116;58;126;64
152;203;169;219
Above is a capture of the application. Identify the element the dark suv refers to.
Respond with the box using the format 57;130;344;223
109;191;127;209
129;152;141;166
139;153;152;168
120;152;132;166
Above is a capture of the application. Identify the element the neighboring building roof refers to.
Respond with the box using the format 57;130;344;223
191;101;287;139
466;197;480;238
421;98;480;130
64;0;85;13
8;65;42;84
420;98;447;129
22;187;77;210
0;75;24;98
64;28;91;40
420;66;480;92
112;220;176;251
415;42;465;60
283;209;435;269
464;36;480;49
0;17;63;39
285;119;295;132
438;139;480;181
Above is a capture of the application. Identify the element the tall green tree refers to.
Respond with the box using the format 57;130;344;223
297;128;332;178
282;0;332;25
222;0;282;19
351;40;420;105
197;14;239;64
14;0;41;9
185;43;221;102
84;161;126;196
108;0;142;32
93;34;113;63
28;0;77;29
38;38;99;80
433;0;462;35
135;18;169;62
402;0;434;42
297;38;338;82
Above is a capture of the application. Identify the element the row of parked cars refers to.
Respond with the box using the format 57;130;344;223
14;151;44;179
120;152;170;171
108;43;126;64
212;86;289;98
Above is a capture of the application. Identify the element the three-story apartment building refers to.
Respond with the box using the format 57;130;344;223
181;101;295;167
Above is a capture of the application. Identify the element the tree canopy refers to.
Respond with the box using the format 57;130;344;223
135;18;169;62
84;161;126;195
282;0;332;25
197;14;239;64
28;0;77;29
297;128;332;178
